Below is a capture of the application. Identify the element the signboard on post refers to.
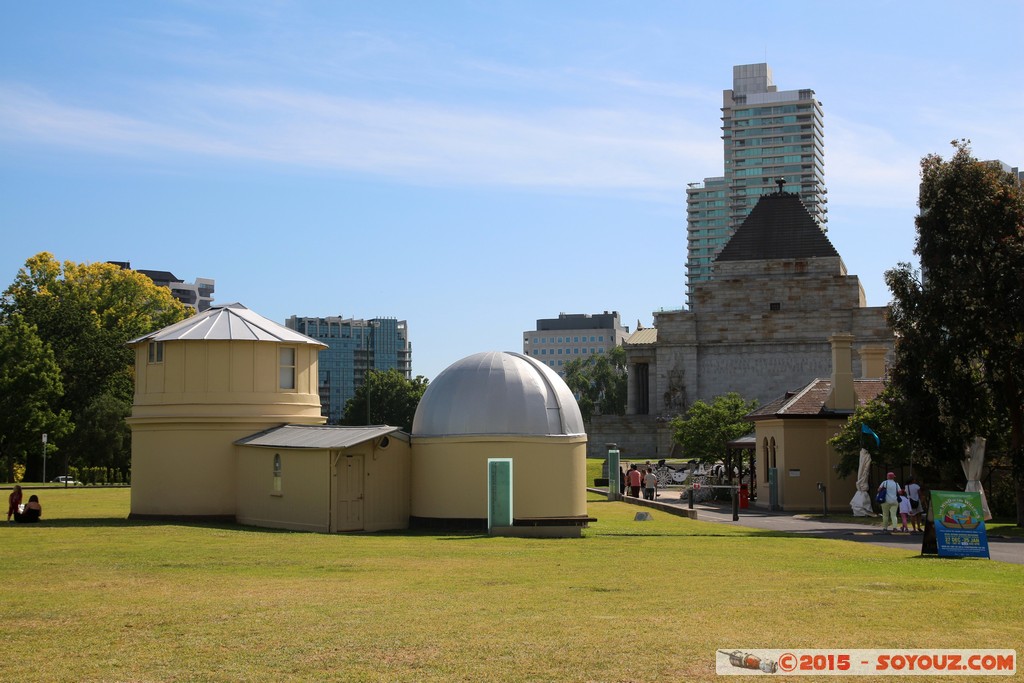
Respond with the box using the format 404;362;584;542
487;458;513;532
930;490;990;559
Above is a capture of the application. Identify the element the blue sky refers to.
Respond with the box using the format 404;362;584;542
2;1;1021;381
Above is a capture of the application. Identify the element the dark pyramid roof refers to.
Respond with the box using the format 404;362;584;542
716;192;839;262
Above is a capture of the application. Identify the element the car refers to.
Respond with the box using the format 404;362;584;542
52;476;82;486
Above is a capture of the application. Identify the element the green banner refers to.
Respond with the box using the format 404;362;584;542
931;490;990;559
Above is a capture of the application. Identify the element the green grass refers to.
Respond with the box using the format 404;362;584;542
2;488;1022;682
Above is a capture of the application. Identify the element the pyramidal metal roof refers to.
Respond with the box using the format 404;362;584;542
716;192;839;262
128;303;326;346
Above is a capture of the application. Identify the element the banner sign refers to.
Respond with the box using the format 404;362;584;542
931;490;990;559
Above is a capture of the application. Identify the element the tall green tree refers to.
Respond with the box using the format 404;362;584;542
1;253;189;472
884;141;1024;525
670;392;758;463
827;389;912;478
0;314;72;481
342;369;429;432
562;345;627;423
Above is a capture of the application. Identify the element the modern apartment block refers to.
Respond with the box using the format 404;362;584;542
686;63;826;300
109;261;215;311
522;311;629;377
285;315;412;424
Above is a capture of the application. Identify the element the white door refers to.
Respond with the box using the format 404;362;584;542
336;454;364;531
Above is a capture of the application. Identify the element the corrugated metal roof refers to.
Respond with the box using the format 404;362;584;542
128;303;326;347
235;424;402;449
625;328;657;345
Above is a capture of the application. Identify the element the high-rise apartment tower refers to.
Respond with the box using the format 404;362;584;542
686;63;826;301
285;315;412;424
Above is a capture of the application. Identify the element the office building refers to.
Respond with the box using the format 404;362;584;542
523;311;629;376
686;63;826;301
285;315;412;424
109;261;215;311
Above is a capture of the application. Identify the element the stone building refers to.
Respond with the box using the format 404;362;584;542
589;187;893;459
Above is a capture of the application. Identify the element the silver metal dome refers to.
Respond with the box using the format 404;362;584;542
412;351;585;437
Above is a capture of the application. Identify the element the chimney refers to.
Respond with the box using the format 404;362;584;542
826;333;856;411
859;346;888;379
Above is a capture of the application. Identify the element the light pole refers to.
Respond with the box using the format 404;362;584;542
41;433;47;483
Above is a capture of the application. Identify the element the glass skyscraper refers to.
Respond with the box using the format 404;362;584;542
686;64;826;302
285;315;412;424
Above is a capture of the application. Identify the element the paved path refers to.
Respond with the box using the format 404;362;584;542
650;492;1024;565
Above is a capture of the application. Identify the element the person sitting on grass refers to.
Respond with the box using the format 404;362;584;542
7;485;23;521
13;494;41;523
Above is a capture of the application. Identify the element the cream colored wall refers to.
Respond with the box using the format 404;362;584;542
234;438;411;533
755;418;855;511
236;448;332;532
132;341;323;420
129;339;325;518
410;436;587;520
130;423;264;516
354;438;411;532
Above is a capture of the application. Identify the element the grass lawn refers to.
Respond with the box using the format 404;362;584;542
2;488;1022;682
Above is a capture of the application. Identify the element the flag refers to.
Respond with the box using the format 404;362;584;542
861;423;880;449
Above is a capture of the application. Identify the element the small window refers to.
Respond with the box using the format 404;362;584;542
148;341;164;364
770;302;781;311
273;454;282;494
279;347;296;390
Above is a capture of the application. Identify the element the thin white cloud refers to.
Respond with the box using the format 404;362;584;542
0;82;720;197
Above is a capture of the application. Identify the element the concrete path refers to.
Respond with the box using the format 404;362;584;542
647;491;1024;566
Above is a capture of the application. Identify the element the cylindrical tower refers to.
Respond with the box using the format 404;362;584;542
127;303;326;519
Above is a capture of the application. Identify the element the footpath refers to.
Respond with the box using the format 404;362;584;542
605;488;1024;566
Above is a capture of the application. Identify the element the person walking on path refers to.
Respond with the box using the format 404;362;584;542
878;472;901;533
898;489;911;532
905;477;922;533
627;464;643;497
643;468;658;500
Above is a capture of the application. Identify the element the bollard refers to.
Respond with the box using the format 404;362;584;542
732;486;739;521
688;486;694;510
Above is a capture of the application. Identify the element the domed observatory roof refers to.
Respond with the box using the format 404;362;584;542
413;351;585;437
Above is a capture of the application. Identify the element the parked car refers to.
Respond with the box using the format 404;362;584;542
52;476;82;486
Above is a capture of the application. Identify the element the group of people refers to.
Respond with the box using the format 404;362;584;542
620;463;659;500
877;472;922;533
6;485;42;523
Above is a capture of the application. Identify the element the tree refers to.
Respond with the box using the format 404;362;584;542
884;141;1024;525
342;369;429;432
670;392;758;463
827;389;912;478
0;314;72;481
1;253;190;472
562;346;627;423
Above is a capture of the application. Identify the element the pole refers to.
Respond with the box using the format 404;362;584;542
42;433;48;483
606;445;619;501
732;486;739;521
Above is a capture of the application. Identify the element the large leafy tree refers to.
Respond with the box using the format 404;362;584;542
670;392;758;463
342;368;428;433
827;389;913;478
0;315;72;481
562;345;627;423
884;141;1024;525
1;253;189;472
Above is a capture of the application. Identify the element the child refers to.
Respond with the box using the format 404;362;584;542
897;489;911;532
